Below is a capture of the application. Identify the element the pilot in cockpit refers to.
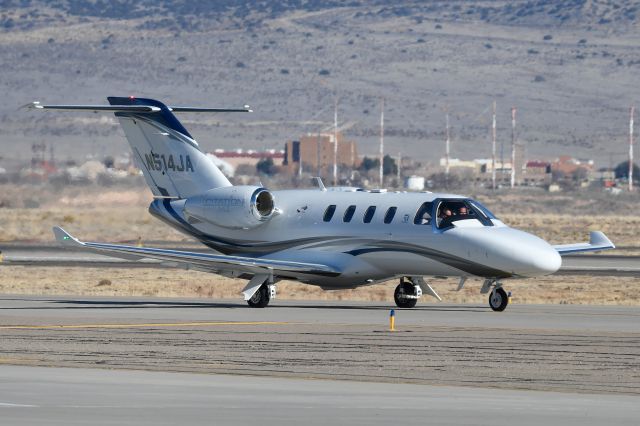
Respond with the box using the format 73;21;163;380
437;207;452;226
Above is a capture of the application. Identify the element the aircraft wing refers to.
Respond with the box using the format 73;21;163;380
553;231;615;255
52;227;340;277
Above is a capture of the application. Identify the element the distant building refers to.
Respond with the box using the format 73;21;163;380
551;156;594;181
283;132;359;175
439;158;481;171
441;151;553;187
210;149;284;170
522;161;552;186
405;175;425;191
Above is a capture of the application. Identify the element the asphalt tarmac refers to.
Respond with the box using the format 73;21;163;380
1;365;639;426
1;296;639;395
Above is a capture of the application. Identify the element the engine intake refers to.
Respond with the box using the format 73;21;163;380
183;186;276;229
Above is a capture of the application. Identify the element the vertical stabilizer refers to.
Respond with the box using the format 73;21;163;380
107;97;231;199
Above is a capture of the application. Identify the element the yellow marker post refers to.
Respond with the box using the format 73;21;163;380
136;236;143;247
508;291;512;305
389;309;395;332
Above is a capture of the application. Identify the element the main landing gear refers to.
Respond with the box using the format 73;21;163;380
242;274;277;308
482;279;509;312
247;284;272;308
393;277;442;308
394;278;420;308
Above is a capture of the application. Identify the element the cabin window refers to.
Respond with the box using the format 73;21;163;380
413;202;433;225
363;206;376;223
384;207;397;224
343;205;356;222
323;205;337;222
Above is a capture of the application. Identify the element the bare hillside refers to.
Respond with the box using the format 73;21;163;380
1;0;639;166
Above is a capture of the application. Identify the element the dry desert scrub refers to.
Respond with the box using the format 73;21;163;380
0;266;638;305
1;208;638;247
0;184;638;246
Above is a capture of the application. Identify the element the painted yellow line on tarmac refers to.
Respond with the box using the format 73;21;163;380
0;321;290;330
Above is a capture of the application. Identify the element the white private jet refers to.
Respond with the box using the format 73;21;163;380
29;97;614;311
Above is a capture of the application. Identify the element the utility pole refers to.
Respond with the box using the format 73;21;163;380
397;151;401;184
379;98;384;187
630;106;635;191
445;111;450;177
316;132;321;178
492;101;497;190
333;98;338;186
510;106;517;189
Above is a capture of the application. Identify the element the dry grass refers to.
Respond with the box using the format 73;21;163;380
1;208;638;247
0;184;638;246
1;266;638;306
0;185;638;305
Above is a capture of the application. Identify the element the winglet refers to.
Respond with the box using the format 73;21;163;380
590;231;615;249
20;101;42;110
52;226;84;247
553;231;615;255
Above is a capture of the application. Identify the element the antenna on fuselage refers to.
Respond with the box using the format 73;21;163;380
313;176;327;191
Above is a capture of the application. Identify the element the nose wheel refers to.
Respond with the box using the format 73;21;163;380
489;287;509;312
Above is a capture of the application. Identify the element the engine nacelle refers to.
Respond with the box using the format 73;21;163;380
183;185;276;229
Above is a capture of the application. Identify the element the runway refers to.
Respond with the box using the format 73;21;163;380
1;365;638;426
1;244;639;275
1;296;639;395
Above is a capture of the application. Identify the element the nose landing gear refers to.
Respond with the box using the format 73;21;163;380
482;279;509;312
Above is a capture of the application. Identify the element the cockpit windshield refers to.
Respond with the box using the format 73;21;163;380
436;199;496;229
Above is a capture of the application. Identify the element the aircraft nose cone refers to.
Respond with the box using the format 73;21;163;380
510;232;561;277
530;246;562;275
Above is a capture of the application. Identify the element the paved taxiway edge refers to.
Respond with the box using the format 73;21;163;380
1;365;639;426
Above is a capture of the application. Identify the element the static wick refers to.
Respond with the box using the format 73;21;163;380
389;309;395;332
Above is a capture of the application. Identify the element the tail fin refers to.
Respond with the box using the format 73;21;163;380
107;97;230;199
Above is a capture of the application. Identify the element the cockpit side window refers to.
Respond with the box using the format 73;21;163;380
413;202;433;225
436;199;494;229
468;200;498;220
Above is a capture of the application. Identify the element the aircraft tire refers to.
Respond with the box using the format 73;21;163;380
247;285;270;308
489;287;508;312
394;282;417;308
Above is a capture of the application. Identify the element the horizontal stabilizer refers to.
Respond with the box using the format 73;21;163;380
553;231;615;255
169;106;252;113
27;101;251;113
27;102;161;113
